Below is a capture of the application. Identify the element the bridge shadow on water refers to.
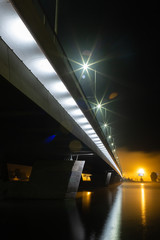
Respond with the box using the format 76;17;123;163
0;182;160;239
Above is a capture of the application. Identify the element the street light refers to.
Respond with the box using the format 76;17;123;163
138;168;145;182
97;103;101;109
83;63;88;70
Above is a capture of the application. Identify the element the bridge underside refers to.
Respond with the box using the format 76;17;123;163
0;75;120;199
0;0;121;198
0;74;111;168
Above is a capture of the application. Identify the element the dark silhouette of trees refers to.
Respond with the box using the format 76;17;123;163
150;172;158;182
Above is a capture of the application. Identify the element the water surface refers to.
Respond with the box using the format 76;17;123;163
0;182;160;239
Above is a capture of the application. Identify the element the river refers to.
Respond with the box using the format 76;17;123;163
0;182;160;239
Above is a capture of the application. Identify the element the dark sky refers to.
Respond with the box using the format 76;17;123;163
39;0;159;153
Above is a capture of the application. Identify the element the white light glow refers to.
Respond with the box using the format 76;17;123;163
89;133;98;138
98;146;105;150
97;143;103;146
70;109;84;117
81;124;92;130
83;63;88;70
138;168;145;176
100;187;122;240
86;129;95;135
76;117;88;124
51;81;69;94
97;104;101;109
8;17;35;43
91;137;99;140
0;0;122;177
61;97;77;107
34;58;55;74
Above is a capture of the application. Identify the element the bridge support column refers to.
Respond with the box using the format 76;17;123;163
29;160;85;199
105;172;112;185
65;161;85;198
105;171;122;185
6;160;85;199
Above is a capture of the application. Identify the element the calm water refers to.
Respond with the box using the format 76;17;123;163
0;182;160;239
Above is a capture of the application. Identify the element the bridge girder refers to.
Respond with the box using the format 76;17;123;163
0;0;122;176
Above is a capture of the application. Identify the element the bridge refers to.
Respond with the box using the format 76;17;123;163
0;0;122;199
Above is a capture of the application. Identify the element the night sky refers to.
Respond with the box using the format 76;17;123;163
37;0;159;178
49;0;158;179
56;0;159;153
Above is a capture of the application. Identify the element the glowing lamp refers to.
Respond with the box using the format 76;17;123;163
83;63;88;70
138;168;145;177
97;104;101;109
8;17;35;43
70;109;84;117
51;81;68;94
81;123;92;130
34;58;55;74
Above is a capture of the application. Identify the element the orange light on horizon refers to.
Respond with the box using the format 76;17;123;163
138;168;145;176
117;148;160;181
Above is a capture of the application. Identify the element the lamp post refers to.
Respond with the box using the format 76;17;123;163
80;57;120;172
138;169;145;182
55;0;59;34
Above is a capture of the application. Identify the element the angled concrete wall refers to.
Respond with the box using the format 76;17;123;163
4;160;85;199
66;161;85;198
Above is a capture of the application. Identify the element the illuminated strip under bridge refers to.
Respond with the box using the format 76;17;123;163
0;0;122;176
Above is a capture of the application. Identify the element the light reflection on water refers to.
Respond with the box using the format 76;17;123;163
141;183;146;226
99;186;122;240
121;182;160;239
1;183;160;239
75;183;160;240
75;186;121;240
76;191;92;210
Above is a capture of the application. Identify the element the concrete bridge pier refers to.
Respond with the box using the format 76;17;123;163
105;172;112;186
4;160;85;199
105;171;122;186
29;160;85;199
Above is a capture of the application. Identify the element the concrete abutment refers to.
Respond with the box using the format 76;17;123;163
1;160;85;199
